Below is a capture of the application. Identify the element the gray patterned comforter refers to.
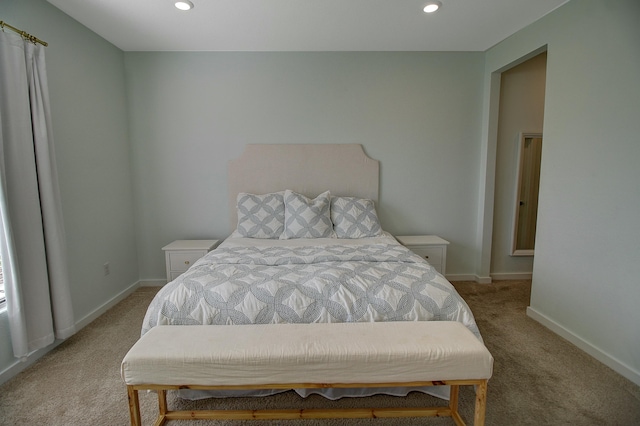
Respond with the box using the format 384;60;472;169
142;237;479;339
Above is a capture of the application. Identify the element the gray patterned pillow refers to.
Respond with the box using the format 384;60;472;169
236;192;285;239
281;190;333;239
331;196;383;238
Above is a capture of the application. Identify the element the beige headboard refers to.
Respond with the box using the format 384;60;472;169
228;144;379;231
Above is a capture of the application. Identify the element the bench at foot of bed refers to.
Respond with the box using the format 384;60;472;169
121;322;493;426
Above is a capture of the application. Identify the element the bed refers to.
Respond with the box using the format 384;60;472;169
141;144;481;401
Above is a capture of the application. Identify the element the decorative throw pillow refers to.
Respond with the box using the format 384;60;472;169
236;192;285;239
281;190;333;239
331;196;383;238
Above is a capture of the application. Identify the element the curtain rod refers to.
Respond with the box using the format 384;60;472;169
0;20;48;47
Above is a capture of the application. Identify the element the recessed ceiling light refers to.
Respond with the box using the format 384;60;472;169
423;2;442;13
175;1;194;11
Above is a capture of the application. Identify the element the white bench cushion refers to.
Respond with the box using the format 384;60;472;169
121;322;493;387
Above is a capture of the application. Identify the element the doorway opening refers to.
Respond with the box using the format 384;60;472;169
490;51;547;279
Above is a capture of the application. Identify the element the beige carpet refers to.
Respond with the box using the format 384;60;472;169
1;281;639;425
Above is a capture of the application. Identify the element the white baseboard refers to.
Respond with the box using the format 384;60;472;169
75;281;140;329
475;275;492;284
526;306;640;387
448;273;530;283
445;274;492;284
139;279;166;287
1;280;141;386
490;272;532;280
445;274;475;282
0;341;63;386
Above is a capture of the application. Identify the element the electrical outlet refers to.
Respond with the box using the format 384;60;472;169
103;262;110;276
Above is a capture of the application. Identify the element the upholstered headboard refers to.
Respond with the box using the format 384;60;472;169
228;144;379;231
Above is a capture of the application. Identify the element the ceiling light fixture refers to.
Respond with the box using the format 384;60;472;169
175;1;194;11
423;2;442;13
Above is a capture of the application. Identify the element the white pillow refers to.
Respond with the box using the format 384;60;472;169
236;192;285;239
281;190;333;239
331;196;383;239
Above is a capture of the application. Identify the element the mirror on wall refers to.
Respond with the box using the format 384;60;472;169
511;132;542;256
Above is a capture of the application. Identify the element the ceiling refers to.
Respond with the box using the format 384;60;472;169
46;0;569;52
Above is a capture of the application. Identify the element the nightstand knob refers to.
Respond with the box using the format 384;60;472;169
424;255;429;259
184;261;190;265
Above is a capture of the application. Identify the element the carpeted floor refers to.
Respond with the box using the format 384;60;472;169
0;280;639;425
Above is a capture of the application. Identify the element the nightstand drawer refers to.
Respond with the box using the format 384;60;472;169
395;235;449;276
411;247;443;266
163;240;219;284
169;271;184;281
168;250;207;272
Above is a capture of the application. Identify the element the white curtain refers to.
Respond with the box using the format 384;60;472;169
0;30;75;359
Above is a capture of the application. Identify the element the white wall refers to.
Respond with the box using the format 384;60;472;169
0;0;139;381
482;0;640;385
3;0;638;390
124;52;485;281
491;52;546;277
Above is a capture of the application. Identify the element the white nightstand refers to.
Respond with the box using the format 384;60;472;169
162;240;219;283
395;235;450;275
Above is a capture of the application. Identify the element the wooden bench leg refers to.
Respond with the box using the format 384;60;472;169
449;385;465;426
127;386;142;426
158;389;167;416
156;389;168;426
473;380;488;426
126;381;488;425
